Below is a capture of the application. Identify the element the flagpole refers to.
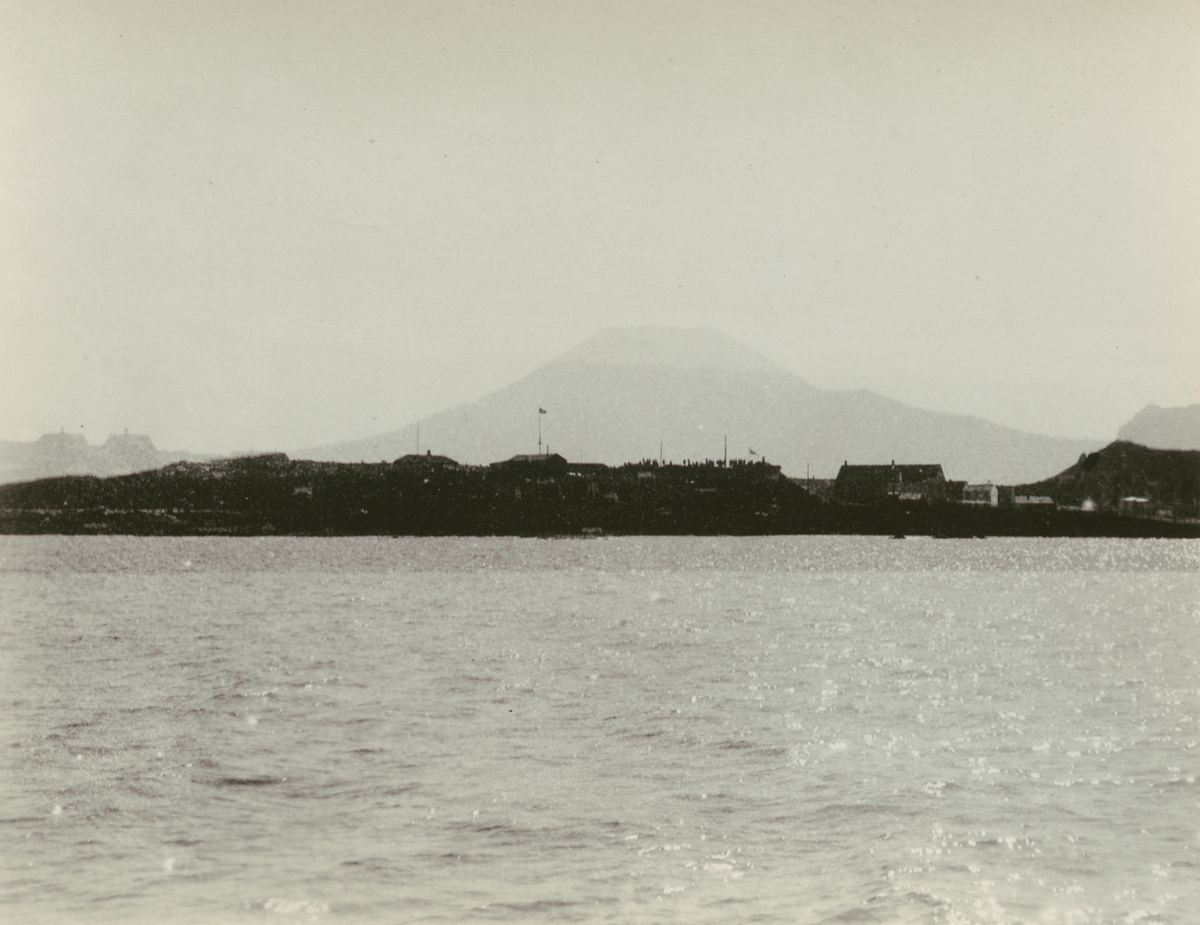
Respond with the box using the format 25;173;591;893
538;411;542;456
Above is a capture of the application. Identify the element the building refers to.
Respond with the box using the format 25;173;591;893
489;453;569;478
963;483;999;506
1117;495;1152;515
835;461;952;503
393;451;460;473
0;430;189;484
102;432;160;472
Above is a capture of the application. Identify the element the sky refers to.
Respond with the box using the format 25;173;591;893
2;0;1198;454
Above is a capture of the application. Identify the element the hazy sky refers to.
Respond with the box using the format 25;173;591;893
3;0;1197;454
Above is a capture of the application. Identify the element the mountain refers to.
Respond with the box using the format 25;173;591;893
1116;404;1200;450
1015;441;1200;518
301;327;1101;484
0;432;208;485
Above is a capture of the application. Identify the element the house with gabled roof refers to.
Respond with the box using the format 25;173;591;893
835;460;956;503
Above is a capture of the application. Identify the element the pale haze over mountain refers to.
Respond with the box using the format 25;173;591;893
3;3;1198;458
0;433;206;485
303;328;1102;484
1117;404;1200;451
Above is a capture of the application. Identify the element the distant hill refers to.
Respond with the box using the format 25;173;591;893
301;327;1101;484
0;432;208;484
1015;440;1200;517
1117;404;1200;450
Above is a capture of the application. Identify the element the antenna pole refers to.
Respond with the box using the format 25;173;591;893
724;434;727;466
538;410;542;455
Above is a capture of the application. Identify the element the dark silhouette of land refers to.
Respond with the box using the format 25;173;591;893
0;442;1195;537
1014;441;1200;518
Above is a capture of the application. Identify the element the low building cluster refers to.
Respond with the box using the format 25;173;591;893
829;459;1091;511
829;452;1195;522
831;461;1062;509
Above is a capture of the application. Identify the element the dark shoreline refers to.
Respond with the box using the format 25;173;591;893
1;453;1195;538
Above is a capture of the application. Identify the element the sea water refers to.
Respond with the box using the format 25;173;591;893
0;536;1197;925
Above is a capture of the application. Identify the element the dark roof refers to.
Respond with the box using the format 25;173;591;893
393;453;459;469
836;463;945;482
502;454;565;464
103;433;157;450
490;453;569;475
493;453;567;465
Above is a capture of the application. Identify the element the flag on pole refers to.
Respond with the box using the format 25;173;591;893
748;448;758;456
539;407;547;414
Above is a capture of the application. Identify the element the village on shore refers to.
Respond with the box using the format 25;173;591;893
0;431;1196;538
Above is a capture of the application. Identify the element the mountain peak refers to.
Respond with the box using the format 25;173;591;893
1116;403;1200;450
557;327;784;374
301;325;1102;482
